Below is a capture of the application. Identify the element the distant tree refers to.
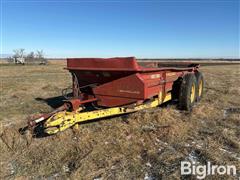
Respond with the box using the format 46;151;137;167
27;51;35;59
10;49;47;65
36;50;47;65
35;50;44;59
7;56;14;63
13;48;25;58
13;48;25;64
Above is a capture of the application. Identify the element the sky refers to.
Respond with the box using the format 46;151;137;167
0;0;239;58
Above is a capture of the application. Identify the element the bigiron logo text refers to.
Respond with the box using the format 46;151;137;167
181;161;238;179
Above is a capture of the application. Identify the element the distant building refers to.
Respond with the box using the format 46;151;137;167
14;57;25;64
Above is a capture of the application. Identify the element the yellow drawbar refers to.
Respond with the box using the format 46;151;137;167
44;93;172;135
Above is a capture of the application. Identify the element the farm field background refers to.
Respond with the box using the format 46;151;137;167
0;60;239;179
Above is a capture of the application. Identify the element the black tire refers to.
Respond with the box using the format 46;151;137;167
171;78;182;101
179;73;197;111
195;72;204;102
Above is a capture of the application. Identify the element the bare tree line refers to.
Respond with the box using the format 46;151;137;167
9;49;47;65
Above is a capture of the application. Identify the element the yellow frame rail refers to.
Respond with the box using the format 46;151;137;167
44;93;171;134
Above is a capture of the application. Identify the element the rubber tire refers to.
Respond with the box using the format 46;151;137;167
171;78;181;101
179;73;197;111
195;72;204;102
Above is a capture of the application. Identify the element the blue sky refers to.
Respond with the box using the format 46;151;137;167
1;0;239;58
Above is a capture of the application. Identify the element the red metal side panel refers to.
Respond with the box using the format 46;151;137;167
93;73;145;107
92;71;182;107
139;72;163;99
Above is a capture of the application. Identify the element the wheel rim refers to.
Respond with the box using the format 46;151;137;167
199;79;203;97
190;83;195;103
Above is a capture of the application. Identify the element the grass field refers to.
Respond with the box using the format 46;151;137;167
0;61;239;179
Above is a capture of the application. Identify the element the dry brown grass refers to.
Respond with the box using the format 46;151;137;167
0;61;239;179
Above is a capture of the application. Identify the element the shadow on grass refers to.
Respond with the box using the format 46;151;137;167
18;123;50;139
35;95;67;109
32;123;50;138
